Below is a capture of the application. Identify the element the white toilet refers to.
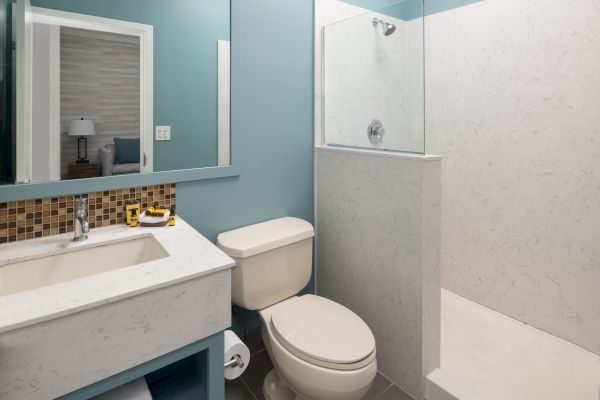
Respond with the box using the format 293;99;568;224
218;217;377;400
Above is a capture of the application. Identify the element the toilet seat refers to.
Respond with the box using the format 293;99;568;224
269;295;376;371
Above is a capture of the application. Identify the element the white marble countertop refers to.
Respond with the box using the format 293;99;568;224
0;218;235;334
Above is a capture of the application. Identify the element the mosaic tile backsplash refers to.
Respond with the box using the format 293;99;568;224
0;184;176;244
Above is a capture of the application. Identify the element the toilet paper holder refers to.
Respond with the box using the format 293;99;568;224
224;354;245;369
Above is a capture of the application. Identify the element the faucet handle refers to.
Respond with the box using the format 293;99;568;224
74;197;89;242
76;197;88;207
75;198;88;215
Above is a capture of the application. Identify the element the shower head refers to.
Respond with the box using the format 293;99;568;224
372;18;396;36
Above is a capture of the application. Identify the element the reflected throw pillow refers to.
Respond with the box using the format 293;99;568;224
114;137;140;164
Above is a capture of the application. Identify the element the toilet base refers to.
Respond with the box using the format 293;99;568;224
263;369;302;400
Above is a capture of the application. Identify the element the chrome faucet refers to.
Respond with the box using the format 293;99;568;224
74;197;89;242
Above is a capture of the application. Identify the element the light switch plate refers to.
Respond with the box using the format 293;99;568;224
155;126;171;141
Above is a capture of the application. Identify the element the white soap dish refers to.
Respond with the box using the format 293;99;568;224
139;210;170;226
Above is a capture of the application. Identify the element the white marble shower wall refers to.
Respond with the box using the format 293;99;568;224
315;0;424;153
315;147;441;399
426;0;600;355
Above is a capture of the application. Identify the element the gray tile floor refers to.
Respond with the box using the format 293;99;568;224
226;330;414;400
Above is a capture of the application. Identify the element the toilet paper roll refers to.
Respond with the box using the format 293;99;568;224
91;378;152;400
224;330;251;380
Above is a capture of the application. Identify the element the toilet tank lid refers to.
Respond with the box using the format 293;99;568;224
217;217;314;258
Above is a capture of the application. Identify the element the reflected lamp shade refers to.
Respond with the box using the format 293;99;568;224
68;118;96;136
68;118;96;164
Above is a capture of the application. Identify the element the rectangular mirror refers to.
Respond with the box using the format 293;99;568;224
1;0;231;186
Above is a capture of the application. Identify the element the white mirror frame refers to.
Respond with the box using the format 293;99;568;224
15;0;32;183
17;6;154;183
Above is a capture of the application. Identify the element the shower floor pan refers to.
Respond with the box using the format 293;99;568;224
426;289;600;400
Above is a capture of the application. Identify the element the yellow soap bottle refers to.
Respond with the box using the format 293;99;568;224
125;201;141;225
168;208;176;226
129;208;139;227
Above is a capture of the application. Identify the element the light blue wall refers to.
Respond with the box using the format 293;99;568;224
178;0;315;331
423;0;482;16
177;0;314;242
339;0;482;20
30;0;230;171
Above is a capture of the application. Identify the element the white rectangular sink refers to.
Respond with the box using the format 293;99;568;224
0;235;168;297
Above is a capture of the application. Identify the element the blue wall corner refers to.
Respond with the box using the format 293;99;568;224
337;0;420;20
424;0;482;16
337;0;482;20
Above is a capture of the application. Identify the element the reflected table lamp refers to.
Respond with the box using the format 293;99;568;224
69;118;96;164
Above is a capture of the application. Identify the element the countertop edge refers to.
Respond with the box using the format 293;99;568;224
0;219;235;334
0;263;234;334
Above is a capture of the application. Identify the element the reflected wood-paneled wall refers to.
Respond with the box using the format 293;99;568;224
60;27;140;177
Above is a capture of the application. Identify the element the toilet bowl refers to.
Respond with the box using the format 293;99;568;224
259;295;377;400
218;217;377;400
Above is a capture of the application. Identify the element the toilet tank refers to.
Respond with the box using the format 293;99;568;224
217;217;314;310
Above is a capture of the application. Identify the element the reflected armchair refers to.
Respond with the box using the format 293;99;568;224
98;144;140;176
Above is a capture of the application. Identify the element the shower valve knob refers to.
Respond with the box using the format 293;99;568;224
368;119;385;143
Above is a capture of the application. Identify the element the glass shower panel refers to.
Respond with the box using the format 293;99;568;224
322;0;424;154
